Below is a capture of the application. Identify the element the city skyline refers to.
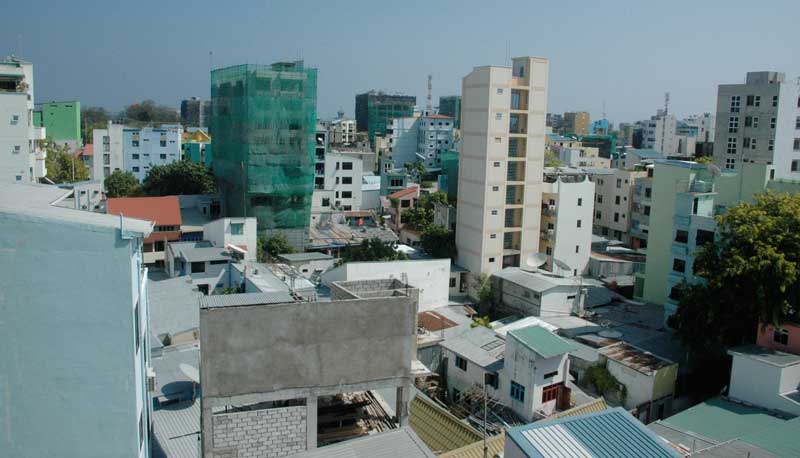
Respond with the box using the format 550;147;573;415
3;0;799;124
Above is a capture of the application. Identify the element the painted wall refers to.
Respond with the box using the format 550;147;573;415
0;60;36;183
728;353;800;416
0;212;148;457
37;101;81;144
93;122;124;180
321;259;450;311
503;332;569;421
757;322;800;355
122;126;183;181
203;217;257;260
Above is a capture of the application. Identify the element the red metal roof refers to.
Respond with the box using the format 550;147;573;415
425;114;453;119
107;196;182;226
388;186;419;200
74;144;93;157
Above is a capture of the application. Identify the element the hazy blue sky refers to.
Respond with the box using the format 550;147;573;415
3;0;799;124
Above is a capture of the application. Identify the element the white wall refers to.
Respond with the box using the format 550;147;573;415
203;217;257;260
443;347;502;401
605;358;655;410
729;353;800;416
0;61;36;183
544;176;594;276
122;126;183;181
93;122;124;180
321;259;450;311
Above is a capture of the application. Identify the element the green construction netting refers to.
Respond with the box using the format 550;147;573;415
211;62;317;231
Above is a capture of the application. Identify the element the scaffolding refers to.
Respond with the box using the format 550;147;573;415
210;62;317;233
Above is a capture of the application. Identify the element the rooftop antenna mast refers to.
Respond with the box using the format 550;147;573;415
661;92;670;153
426;74;433;114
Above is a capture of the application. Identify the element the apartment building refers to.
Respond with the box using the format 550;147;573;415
0;57;46;183
712;71;800;179
33;100;81;148
639;110;680;156
107;196;183;267
455;56;549;276
180;96;211;127
326;115;357;146
539;171;595;276
355;91;416;146
0;182;153;458
438;95;462;128
562;111;590;136
311;151;364;223
122;125;183;181
386;114;455;171
590;167;648;244
629;165;654;251
92;121;124;179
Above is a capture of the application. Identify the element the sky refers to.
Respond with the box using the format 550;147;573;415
3;0;799;125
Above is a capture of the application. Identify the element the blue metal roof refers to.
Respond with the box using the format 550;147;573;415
506;407;681;458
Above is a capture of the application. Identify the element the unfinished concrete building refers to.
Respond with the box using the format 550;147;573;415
199;279;424;457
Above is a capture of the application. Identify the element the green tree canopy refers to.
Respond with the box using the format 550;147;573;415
43;139;90;183
545;149;562;167
104;170;142;198
258;233;296;262
142;160;216;196
421;225;457;260
122;100;180;125
401;206;434;231
668;192;800;394
339;238;408;263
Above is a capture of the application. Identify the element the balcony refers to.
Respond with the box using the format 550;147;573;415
506;185;524;205
540;229;555;241
315;167;325;176
508;137;527;158
510;89;529;111
507;161;526;182
689;180;714;193
541;204;556;217
509;113;528;134
504;208;523;229
503;232;521;252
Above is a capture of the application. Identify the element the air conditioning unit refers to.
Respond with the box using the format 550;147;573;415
146;367;156;392
548;205;556;211
547;229;554;235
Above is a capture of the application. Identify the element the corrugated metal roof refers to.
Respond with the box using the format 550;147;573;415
107;196;182;226
439;325;505;369
507;407;681;458
409;392;482;453
287;427;436;458
278;252;334;262
152;399;200;458
438;432;506;458
509;326;576;359
549;397;608;420
199;291;295;308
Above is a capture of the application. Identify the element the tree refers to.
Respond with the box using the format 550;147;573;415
473;273;494;309
81;106;110;145
545;149;562;167
258;233;296;261
471;316;492;328
668;192;800;394
43;139;90;183
339;237;408;263
694;156;713;164
105;170;142;198
402;206;434;231
421;225;457;260
142;160;216;196
122;99;180;125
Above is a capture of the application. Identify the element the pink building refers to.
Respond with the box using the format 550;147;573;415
757;321;800;355
384;185;419;233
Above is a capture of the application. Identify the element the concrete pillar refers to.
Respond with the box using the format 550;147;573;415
306;395;318;450
396;385;409;427
201;401;214;458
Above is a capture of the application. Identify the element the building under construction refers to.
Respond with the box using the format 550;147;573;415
210;61;317;248
355;91;416;146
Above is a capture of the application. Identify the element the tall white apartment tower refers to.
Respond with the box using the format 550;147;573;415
456;56;549;275
0;57;46;183
712;71;800;178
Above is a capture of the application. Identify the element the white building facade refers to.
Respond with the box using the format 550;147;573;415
456;56;549;276
122;125;183;181
540;173;595;276
590;168;647;244
0;57;46;183
92;121;124;179
311;152;364;223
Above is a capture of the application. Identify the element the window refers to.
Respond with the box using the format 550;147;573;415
510;381;525;402
132;166;140;173
616;178;622;188
132;153;140;160
139;411;144;449
795;138;800;151
230;223;244;235
494;137;502;143
675;230;688;243
773;328;789;346
341;191;352;198
577;198;582;206
615;195;621;205
597;194;603;204
400;200;411;208
614;212;619;222
746;95;756;106
10;114;19;125
485;372;499;389
160;140;166;147
769;140;774;151
745;116;753;127
449;278;456;288
342;162;353;170
727;138;737;155
696;229;714;245
191;261;205;273
543;371;558;379
725;158;736;170
645;188;652;198
455;355;467;371
342;176;352;184
692;198;699;214
728;116;739;133
160;153;167;160
669;285;683;301
488;257;495;263
492;186;499;191
753;117;759;128
541;383;560;403
321;197;330;207
643;205;651;216
771;117;777;129
792;160;800;173
751;139;757;150
596;211;601;220
133;300;140;352
730;95;740;112
797;116;800;130
490;234;497;239
575;245;580;253
773;95;779;107
491;210;498;215
496;88;504;94
672;258;686;273
11;145;20;154
493;161;501;167
754;95;761;107
576;219;582;228
743;137;751;148
546;247;552;255
495;113;503;120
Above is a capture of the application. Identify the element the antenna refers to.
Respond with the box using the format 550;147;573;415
505;40;511;66
661;91;670;153
209;51;213;71
426;74;433;113
602;100;607;120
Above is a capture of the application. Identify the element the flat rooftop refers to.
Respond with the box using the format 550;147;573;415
199;292;295;309
599;342;675;375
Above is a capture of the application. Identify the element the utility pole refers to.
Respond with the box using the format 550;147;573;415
426;75;433;114
483;374;488;458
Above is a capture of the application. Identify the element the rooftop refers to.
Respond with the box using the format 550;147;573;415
507;407;681;458
0;182;151;236
409;390;483;454
290;427;436;458
277;252;334;263
107;196;182;226
728;344;800;367
630;148;664;159
388;186;420;200
599;342;675;375
493;268;580;292
148;276;201;342
199;291;296;309
440;325;505;370
151;399;200;458
169;240;231;263
508;325;576;359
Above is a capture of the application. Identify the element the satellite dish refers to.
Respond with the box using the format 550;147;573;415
180;363;200;384
553;258;572;273
705;163;722;177
523;253;548;271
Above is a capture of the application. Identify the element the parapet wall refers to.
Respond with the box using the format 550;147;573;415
211;405;306;458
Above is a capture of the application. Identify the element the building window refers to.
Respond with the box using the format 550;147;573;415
455;355;467;371
645;188;652;198
616;178;622;188
753;117;759;128
139;411;144;449
725;158;736;170
342;162;353;170
597;194;603;204
341;191;352;198
492;186;499;191
133;300;140;352
768;140;774;151
675;230;688;243
771;117;777;129
400;200;411;208
490;234;497;239
493;161;501;167
643;205;651;216
576;219;581;228
696;229;715;245
542;383;560;403
546;247;552;255
495;113;503;120
543;370;558;379
230;223;244;235
160;153;167;160
743;137;751;148
728;116;739;133
773;95;779;107
745;116;753;127
321;197;330;207
449;277;456;288
191;261;205;273
751;139;757;150
615;195;621;205
774;328;789;346
485;372;499;389
132;166;140;172
342;176;352;184
672;258;686;273
491;210;498;215
730;95;740;112
496;88;504;94
614;212;619;222
692;198;699;214
488;257;495;263
596;211;602;220
795;139;800;151
494;137;502;143
510;381;525;402
577;197;582;206
575;245;580;253
792;160;800;173
727;138;737;155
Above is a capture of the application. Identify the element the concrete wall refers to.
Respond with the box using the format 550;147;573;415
321;259;450;311
0;211;147;457
211;406;306;458
503;334;570;421
497;277;578;318
729;354;800;416
203;217;257;260
122;126;183;181
0;60;36;183
200;292;417;401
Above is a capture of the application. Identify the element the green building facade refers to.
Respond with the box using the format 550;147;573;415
438;95;461;129
34;101;81;145
210;62;317;243
355;91;415;146
183;141;213;168
439;150;459;202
